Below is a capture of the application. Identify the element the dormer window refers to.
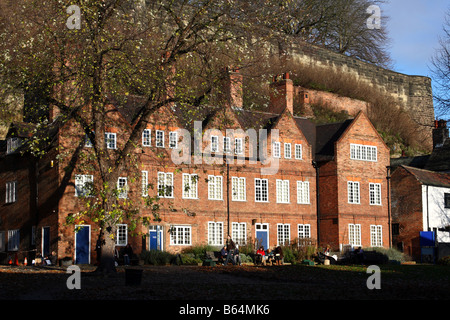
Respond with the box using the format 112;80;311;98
6;137;21;154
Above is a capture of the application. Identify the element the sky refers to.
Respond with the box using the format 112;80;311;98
381;0;450;120
382;0;449;78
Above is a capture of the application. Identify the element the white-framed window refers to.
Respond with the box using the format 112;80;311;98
5;181;17;203
235;138;243;155
223;137;231;153
295;144;302;160
255;178;268;202
231;177;246;201
349;224;361;247
369;183;382;205
105;132;117;149
211;135;219;152
208;175;223;200
277;223;290;246
142;129;151;147
350;144;377;162
141;171;148;197
117;177;128;199
169;131;178;149
276;179;289;203
158;172;174;198
74;174;93;197
298;224;311;239
116;224;128;246
232;222;247;245
182;173;198;199
8;229;20;251
370;225;383;247
348;181;360;204
6;137;21;154
297;181;310;204
208;221;223;246
170;225;191;245
284;143;291;159
272;142;280;158
156;130;164;148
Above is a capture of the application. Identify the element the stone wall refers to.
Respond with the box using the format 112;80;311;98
286;41;435;130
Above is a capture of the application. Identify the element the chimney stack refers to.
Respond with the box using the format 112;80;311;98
433;119;448;149
269;72;294;115
222;67;243;109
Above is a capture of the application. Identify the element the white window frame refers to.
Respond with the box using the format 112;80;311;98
272;142;281;158
182;173;198;199
142;129;151;147
276;179;290;203
156;130;164;148
141;171;148;197
298;224;311;239
348;181;360;204
208;175;223;200
170;225;192;245
232;222;247;245
8;229;20;251
74;174;93;197
169;131;178;149
349;224;361;247
231;177;246;201
235;138;243;155
255;178;269;202
277;223;290;246
369;183;382;205
284;143;291;159
117;177;128;199
211;135;219;152
208;221;223;246
223;137;231;153
6;137;21;154
116;224;128;246
350;144;377;162
297;181;310;204
105;132;117;149
5;181;17;203
370;225;383;247
295;144;302;160
158;172;174;198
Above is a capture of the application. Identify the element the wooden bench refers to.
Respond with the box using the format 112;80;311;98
203;251;219;266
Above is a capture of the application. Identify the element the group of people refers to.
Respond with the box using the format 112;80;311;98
256;245;284;265
219;235;242;265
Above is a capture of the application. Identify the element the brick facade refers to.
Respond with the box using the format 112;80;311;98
0;72;391;265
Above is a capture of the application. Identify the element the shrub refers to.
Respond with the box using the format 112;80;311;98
438;256;450;266
140;250;175;265
366;247;411;263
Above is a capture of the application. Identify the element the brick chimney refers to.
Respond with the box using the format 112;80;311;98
432;119;448;149
223;67;243;109
269;72;293;115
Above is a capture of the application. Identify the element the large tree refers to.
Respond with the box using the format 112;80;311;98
0;0;290;273
431;7;450;119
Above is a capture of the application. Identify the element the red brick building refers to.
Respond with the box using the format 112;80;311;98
0;72;390;265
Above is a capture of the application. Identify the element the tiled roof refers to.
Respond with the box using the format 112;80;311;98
400;165;450;188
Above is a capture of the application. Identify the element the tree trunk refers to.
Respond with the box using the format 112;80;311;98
95;225;117;274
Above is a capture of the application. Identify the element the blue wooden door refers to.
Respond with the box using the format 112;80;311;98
149;226;162;251
75;225;90;264
256;224;269;251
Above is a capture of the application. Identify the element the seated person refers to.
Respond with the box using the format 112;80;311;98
274;246;283;265
256;246;267;265
234;244;242;266
219;246;227;265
